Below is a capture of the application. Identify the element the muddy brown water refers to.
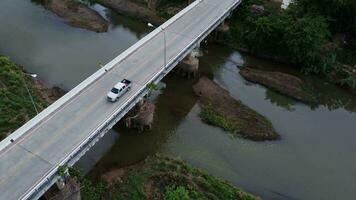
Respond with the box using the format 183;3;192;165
1;1;356;200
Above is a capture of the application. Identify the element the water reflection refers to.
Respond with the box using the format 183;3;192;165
91;4;149;38
164;44;356;200
2;1;356;199
265;89;296;111
239;51;356;113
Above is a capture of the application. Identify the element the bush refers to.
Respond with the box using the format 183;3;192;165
284;15;332;73
229;2;333;75
164;185;190;200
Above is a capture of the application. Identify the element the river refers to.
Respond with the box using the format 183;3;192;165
0;1;355;200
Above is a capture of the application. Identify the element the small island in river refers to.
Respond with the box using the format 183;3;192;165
193;76;279;141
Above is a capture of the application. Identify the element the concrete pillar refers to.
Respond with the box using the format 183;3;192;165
46;177;80;200
217;21;230;32
125;100;155;131
212;21;230;42
56;177;66;190
176;52;199;78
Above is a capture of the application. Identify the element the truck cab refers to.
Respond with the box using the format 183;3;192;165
107;79;132;102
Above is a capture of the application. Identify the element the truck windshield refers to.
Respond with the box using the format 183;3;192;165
111;88;119;94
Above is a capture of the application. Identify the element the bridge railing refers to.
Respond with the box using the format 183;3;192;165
14;0;236;199
0;0;203;153
22;0;243;198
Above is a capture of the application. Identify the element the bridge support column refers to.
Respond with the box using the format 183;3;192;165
175;46;201;78
125;99;155;132
44;177;80;200
217;21;230;32
212;20;230;42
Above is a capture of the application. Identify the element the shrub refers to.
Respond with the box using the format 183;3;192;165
164;185;190;200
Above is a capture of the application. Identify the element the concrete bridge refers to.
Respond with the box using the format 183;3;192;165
0;0;241;199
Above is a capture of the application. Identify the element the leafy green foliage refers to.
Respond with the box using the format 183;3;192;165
68;166;82;179
57;165;68;176
199;105;234;132
147;83;158;91
238;10;331;74
339;76;356;88
163;185;190;200
226;0;356;84
113;172;148;200
81;179;108;200
0;56;47;139
291;0;356;35
285;15;330;72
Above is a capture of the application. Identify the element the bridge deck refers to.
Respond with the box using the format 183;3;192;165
0;0;239;199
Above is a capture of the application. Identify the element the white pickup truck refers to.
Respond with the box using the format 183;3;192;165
107;79;132;102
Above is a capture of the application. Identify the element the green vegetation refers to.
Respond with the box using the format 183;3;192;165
57;165;68;176
147;82;158;91
78;156;259;200
164;185;190;200
199;105;234;132
225;0;356;88
0;56;48;140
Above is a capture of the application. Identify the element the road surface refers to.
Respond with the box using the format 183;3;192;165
0;0;240;199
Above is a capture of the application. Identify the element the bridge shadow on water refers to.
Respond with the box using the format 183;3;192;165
86;73;201;180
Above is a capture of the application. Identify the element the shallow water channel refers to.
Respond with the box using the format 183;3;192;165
0;1;356;200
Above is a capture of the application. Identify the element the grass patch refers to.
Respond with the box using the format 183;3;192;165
80;156;260;200
199;105;235;132
0;56;48;139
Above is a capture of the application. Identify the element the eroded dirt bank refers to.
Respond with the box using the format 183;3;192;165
98;155;261;199
193;76;279;141
42;0;108;32
96;0;165;25
240;67;317;104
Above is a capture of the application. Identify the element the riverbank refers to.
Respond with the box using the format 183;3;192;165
36;0;356;96
0;56;65;140
193;76;279;140
96;0;166;25
239;67;318;104
223;0;356;94
39;0;108;32
81;155;260;199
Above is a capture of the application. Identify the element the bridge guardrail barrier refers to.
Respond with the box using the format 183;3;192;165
0;0;202;152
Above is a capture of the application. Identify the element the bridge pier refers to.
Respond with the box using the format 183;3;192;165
43;177;80;200
175;45;201;78
211;20;230;42
217;21;230;32
125;99;155;132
